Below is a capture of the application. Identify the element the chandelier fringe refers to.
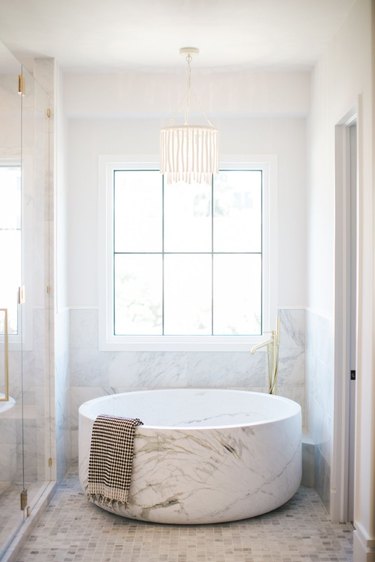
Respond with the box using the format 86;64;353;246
160;125;218;184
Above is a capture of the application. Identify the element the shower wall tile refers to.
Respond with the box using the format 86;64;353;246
0;305;55;489
0;442;17;483
0;418;17;445
17;419;38;482
0;59;55;516
0;417;38;483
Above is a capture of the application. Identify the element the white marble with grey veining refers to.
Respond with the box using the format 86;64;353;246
304;309;334;510
79;389;302;524
69;307;307;466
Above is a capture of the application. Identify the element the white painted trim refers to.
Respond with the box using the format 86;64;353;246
98;154;278;351
331;106;358;523
353;522;375;562
351;88;375;562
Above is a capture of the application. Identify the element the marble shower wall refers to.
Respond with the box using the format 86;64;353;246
69;308;305;461
0;308;50;485
0;59;54;488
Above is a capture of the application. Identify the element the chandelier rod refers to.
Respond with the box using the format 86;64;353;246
184;52;192;125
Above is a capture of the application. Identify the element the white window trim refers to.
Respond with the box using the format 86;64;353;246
98;154;278;351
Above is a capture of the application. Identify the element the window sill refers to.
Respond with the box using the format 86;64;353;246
99;335;268;352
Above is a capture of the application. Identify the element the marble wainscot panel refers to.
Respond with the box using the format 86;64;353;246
79;389;302;524
277;309;305;425
305;309;333;509
55;308;71;481
69;308;306;463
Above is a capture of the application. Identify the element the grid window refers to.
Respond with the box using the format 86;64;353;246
113;169;262;337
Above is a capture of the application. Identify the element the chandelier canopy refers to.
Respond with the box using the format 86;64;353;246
160;48;219;185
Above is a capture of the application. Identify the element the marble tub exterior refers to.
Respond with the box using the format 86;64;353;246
79;389;302;524
68;308;306;462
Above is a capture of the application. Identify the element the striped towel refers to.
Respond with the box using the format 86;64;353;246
87;414;143;506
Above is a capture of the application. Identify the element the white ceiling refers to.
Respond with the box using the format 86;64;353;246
0;0;355;72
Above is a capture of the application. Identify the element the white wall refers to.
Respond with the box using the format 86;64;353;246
307;0;374;559
64;69;310;119
64;70;309;308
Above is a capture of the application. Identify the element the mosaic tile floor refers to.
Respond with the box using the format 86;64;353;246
15;471;353;562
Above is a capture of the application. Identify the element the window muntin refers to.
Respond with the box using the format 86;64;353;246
112;169;262;337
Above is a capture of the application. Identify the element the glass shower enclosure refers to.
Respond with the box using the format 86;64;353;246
0;42;54;558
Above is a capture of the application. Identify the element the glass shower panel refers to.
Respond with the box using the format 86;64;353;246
0;41;24;559
20;66;53;516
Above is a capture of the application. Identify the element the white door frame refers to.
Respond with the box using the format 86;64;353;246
331;107;358;523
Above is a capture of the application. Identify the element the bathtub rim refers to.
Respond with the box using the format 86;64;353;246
78;388;301;431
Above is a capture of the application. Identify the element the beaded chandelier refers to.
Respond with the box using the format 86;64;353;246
160;48;219;185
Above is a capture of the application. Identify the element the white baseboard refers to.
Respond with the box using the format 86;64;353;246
353;522;375;562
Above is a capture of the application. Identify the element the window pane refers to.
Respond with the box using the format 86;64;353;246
214;170;262;252
0;166;21;229
114;255;162;335
0;231;21;334
164;181;211;252
114;170;162;252
164;255;211;335
213;254;261;335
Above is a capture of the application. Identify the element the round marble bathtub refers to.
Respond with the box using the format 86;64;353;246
79;389;302;524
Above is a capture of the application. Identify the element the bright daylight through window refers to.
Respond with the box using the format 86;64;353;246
0;165;21;336
113;169;263;337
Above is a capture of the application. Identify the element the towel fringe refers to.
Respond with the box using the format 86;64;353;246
87;491;128;509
